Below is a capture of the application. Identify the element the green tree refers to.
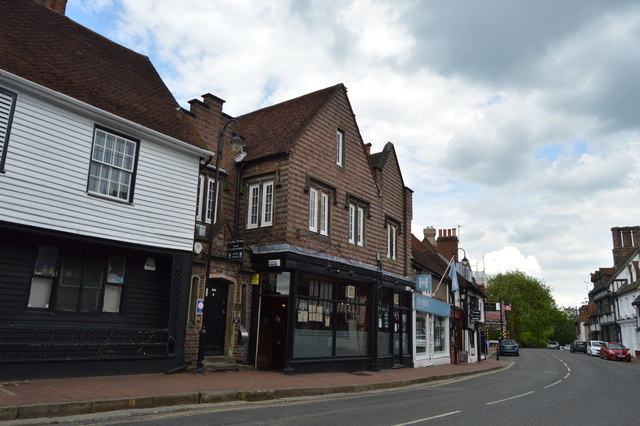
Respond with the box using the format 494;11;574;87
487;271;557;348
550;306;579;345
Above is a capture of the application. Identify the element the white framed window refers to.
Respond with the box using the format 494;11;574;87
309;188;318;232
262;181;274;226
387;222;398;260
309;188;330;235
0;86;18;172
348;203;364;246
88;127;138;202
205;178;217;223
247;180;274;229
195;175;204;221
336;130;344;166
320;192;329;235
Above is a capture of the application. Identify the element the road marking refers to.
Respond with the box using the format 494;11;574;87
486;391;534;405
393;410;462;425
544;380;562;389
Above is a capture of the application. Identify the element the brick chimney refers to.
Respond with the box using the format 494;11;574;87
422;226;437;246
611;226;640;266
436;228;459;261
34;0;68;14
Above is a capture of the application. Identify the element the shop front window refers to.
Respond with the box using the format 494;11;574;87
294;298;333;358
416;314;427;354
293;277;370;359
434;316;446;352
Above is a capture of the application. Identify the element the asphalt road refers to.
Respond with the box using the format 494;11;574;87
29;349;640;426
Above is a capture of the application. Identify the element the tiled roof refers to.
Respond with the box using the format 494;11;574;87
0;0;204;148
236;84;344;161
411;235;448;279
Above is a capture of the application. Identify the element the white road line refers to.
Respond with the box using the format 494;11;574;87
564;372;570;379
544;380;562;389
486;391;534;405
393;411;462;425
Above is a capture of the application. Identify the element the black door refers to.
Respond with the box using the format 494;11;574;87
204;279;228;355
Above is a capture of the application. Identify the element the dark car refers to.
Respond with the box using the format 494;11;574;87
570;340;587;353
600;342;632;362
499;339;519;356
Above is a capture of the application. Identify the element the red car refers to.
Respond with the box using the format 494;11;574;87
600;342;632;362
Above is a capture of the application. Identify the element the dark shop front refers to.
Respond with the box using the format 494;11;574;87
248;252;413;374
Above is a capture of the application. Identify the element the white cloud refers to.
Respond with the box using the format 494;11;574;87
484;246;542;278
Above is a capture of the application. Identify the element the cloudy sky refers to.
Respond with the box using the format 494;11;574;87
67;0;640;307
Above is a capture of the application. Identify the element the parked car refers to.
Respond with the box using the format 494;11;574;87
600;342;632;362
586;340;605;356
570;340;587;353
562;344;571;351
499;339;520;356
547;341;560;350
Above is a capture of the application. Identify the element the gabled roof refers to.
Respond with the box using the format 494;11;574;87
0;0;204;148
369;142;409;190
236;84;344;161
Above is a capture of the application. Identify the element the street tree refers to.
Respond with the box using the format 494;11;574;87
487;270;557;347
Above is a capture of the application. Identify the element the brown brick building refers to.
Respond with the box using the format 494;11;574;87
186;84;415;373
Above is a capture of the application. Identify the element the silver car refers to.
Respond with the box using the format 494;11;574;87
586;340;605;356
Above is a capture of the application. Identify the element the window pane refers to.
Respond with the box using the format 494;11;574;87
416;315;427;354
28;277;53;308
357;207;364;246
56;286;80;312
319;193;328;235
79;288;101;313
56;252;83;312
293;298;333;358
107;256;126;283
79;256;103;313
103;284;122;313
34;245;58;276
335;302;368;356
248;185;259;227
348;205;355;243
378;306;391;355
309;188;317;231
262;182;273;225
434;316;446;352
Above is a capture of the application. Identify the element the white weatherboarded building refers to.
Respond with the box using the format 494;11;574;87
0;0;211;380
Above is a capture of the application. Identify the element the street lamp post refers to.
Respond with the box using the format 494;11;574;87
195;119;244;375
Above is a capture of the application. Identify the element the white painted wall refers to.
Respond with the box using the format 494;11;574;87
0;77;205;252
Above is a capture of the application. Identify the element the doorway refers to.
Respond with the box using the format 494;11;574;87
256;296;288;370
203;279;229;355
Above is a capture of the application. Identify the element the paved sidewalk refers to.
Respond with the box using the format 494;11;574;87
0;359;507;422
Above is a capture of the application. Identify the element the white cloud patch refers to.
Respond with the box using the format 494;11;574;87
484;246;542;278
